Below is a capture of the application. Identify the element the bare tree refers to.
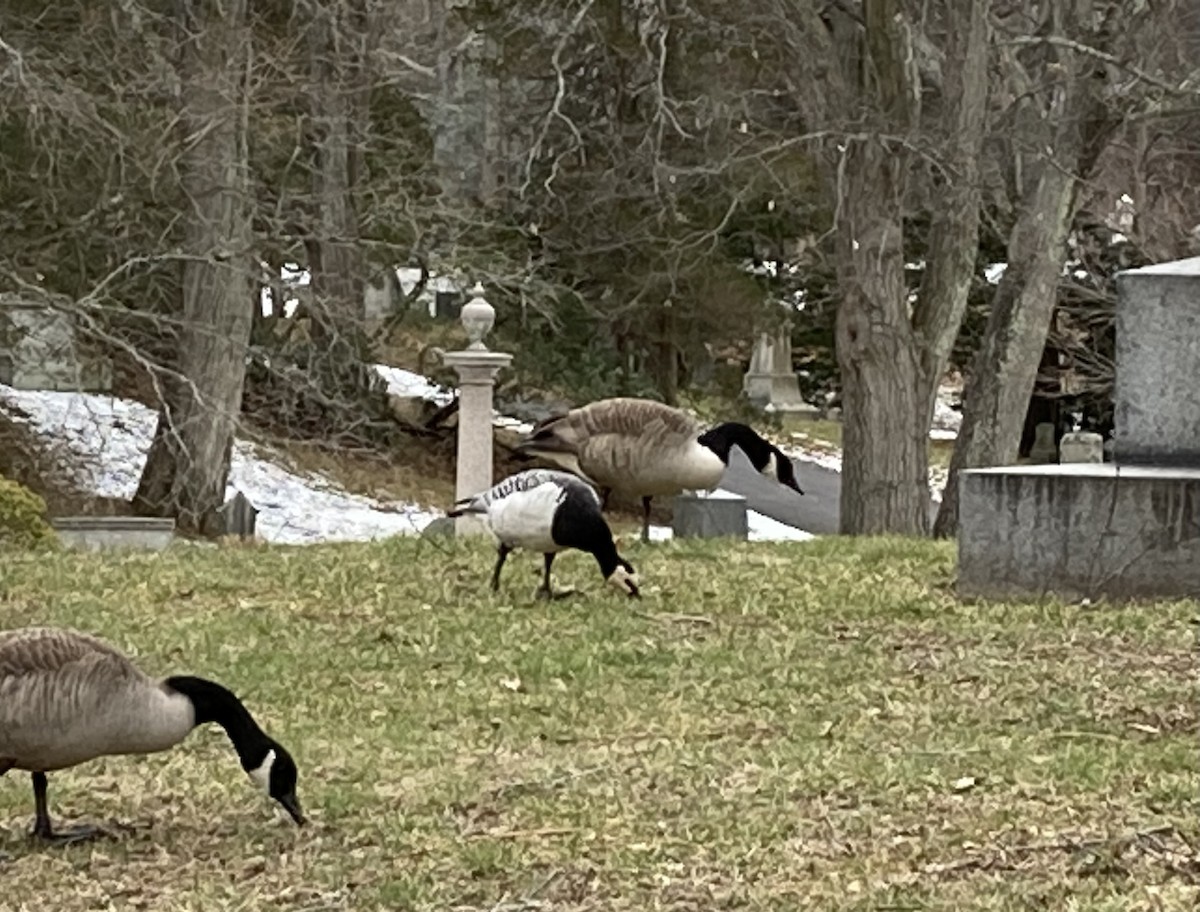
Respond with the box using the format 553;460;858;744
134;0;254;535
934;0;1199;536
760;0;990;534
306;0;369;343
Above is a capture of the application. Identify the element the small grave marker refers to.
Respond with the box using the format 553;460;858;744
216;490;259;540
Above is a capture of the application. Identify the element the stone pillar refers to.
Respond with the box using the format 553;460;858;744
441;283;512;537
1113;256;1200;466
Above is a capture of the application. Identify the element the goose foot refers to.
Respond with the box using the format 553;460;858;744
535;586;579;601
31;822;112;845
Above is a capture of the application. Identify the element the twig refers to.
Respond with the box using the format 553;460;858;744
1000;35;1200;97
635;611;715;626
468;827;576;840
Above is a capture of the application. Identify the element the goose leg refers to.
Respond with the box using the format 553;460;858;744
535;553;577;601
31;771;106;844
640;496;653;544
599;487;612;511
491;544;512;592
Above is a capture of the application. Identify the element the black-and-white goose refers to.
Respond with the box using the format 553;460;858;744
448;469;641;599
515;397;804;541
0;626;305;843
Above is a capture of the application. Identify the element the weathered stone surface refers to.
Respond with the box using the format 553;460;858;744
442;349;512;538
957;464;1200;601
1059;431;1104;464
51;516;176;552
1113;256;1200;466
672;490;749;540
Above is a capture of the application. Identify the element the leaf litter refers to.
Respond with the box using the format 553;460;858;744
0;536;1195;910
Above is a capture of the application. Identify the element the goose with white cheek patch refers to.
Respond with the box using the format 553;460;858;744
448;469;641;600
515;397;804;542
0;626;305;843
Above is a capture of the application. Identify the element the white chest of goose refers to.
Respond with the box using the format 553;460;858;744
449;469;640;600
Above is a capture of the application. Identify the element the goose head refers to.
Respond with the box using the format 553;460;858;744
607;559;641;598
246;740;306;825
698;423;805;495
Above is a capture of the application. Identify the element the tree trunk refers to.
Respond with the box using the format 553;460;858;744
933;167;1080;537
308;0;365;339
133;0;253;536
835;138;930;536
302;0;371;404
912;0;990;429
933;9;1118;537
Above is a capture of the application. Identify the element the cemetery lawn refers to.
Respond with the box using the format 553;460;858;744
0;536;1196;911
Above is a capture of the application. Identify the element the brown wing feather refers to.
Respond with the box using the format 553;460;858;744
0;627;141;680
520;398;707;491
0;628;149;743
533;398;701;449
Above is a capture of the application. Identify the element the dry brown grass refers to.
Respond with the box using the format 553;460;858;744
0;536;1195;910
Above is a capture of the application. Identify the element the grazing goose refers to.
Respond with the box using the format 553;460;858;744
0;626;305;843
447;469;641;600
516;397;805;541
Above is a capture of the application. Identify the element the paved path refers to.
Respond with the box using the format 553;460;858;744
719;449;842;535
720;449;940;536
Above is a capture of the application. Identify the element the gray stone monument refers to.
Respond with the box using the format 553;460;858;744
1112;258;1200;465
958;255;1200;602
1059;430;1104;464
742;325;818;416
50;516;176;552
0;297;113;392
216;490;259;540
672;490;749;540
1028;422;1058;464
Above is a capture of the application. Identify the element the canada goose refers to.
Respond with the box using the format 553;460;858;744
447;469;641;599
0;627;305;843
516;397;804;541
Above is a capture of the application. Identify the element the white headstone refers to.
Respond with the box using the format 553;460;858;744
1059;431;1104;464
742;325;817;416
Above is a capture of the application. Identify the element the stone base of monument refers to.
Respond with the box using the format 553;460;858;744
672;490;749;540
51;516;176;552
957;464;1200;602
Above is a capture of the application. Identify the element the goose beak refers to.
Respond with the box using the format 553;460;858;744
277;791;306;826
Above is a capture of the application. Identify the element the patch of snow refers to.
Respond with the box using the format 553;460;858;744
0;386;441;545
374;364;454;405
259;261;309;318
646;499;817;543
984;262;1007;284
747;509;817;542
932;385;962;435
374;364;535;434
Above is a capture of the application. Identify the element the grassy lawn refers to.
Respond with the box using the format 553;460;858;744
0;536;1196;910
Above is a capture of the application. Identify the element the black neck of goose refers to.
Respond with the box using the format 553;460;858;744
697;422;767;466
166;675;273;772
590;538;622;578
